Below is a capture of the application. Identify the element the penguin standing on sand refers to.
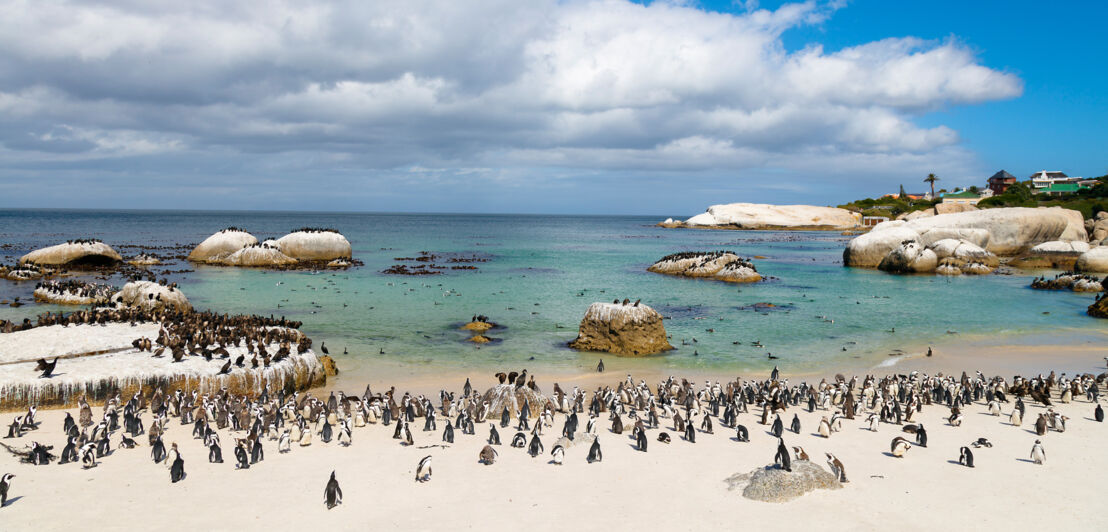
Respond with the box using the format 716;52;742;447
278;430;291;453
735;424;749;442
958;446;974;467
774;438;791;472
1030;440;1046;465
443;422;455;444
551;444;565;465
324;471;342;508
415;456;432;483
1095;403;1104;423
0;473;12;507
170;450;185;483
488;424;501;445
825;452;847;482
528;434;544;457
818;417;831;438
635;427;648;452
790;414;801;434
79;442;97;469
208;440;223;463
684;420;696;443
151;437;166;463
771;415;783;438
235;442;250;469
891;437;912;458
915;425;928;447
587;438;602;463
60;436;78;464
1010;408;1022;427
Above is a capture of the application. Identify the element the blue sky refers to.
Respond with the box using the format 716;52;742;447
0;0;1102;214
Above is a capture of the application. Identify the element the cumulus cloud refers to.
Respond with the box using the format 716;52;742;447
0;0;1021;211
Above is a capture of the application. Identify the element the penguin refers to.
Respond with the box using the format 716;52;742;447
443;422;455;444
774;438;791;472
60;436;78;464
324;471;342;509
278;429;291;453
234;443;250;469
1035;413;1048;436
825;452;847;482
793;446;809;461
657;432;671;444
500;407;510;428
790;414;801;434
551;444;565;465
250;436;264;464
971;437;992;448
170;450;185;482
958;446;974;468
771;365;779;381
735;424;749;442
818;417;831;438
891;436;912;457
35;357;58;378
915;424;928;447
151;436;166;463
79;442;97;469
635;427;648;452
587;438;602;463
403;422;414;446
0;473;12;508
771;415;783;438
415;455;432;483
1030;439;1045;465
528;434;544;457
463;378;472;397
479;445;498;465
488;424;501;445
208;441;223;463
597;359;605;373
6;417;22;439
684;420;696;443
1096;403;1104;423
511;432;527;448
1009;408;1022;427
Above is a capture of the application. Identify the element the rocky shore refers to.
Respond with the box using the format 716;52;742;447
660;203;861;230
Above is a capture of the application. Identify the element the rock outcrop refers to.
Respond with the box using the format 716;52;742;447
275;229;352;262
0;263;52;281
726;460;842;503
33;280;115;305
647;251;761;283
111;281;191;313
876;238;997;275
1090;294;1108;319
878;241;937;274
663;203;861;230
1011;240;1092;269
569;302;673;356
187;228;258;263
221;242;298;267
1031;272;1104;293
127;254;162;266
481;384;551;420
19;240;122;267
1089;212;1108;242
845;207;1087;268
1075;247;1108;273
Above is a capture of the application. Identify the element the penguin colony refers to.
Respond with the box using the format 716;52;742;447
0;365;1102;511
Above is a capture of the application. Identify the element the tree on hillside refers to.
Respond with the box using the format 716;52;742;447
898;184;907;200
924;173;939;199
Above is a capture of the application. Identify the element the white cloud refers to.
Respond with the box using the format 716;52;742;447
0;0;1022;209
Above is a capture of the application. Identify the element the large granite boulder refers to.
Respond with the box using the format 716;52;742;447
878;241;938;273
725;460;842;503
188;228;258;263
845;207;1087;268
19;240;122;267
669;203;861;230
275;229;352;262
1075;247;1108;273
1090;212;1108;242
647;251;761;283
481;384;551;420
1011;240;1092;269
929;239;999;267
111;281;191;313
1090;294;1108;319
33;280;114;305
569;302;673;356
221;243;298;267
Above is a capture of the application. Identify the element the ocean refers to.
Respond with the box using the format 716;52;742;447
0;209;1101;377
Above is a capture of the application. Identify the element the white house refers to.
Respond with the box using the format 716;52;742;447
1030;171;1081;189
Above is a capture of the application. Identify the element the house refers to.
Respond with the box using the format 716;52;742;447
1030;170;1081;189
941;190;983;205
862;216;889;227
987;170;1017;195
1038;182;1089;196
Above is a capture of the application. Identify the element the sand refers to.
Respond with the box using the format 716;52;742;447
1;360;1106;531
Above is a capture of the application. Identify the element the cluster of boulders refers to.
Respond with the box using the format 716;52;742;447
1030;273;1104;293
568;301;672;356
0;262;54;281
109;280;192;313
660;203;861;230
876;238;998;275
647;251;762;283
187;227;352;268
1090;293;1108;319
33;280;116;305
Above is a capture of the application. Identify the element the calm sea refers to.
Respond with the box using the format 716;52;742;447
0;209;1100;376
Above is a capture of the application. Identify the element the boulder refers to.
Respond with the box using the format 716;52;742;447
845;207;1087;268
127;254;161;266
221;243;298;267
33;280;114;305
569;302;673;356
1090;295;1108;319
673;203;861;230
1011;240;1092;269
19;240;122;267
187;228;258;263
725;460;842;503
647;251;761;283
1090;214;1108;242
276;229;352;262
934;202;978;215
319;355;340;376
111;281;191;313
878;241;938;273
481;384;551;420
1075;247;1108;273
929;239;999;268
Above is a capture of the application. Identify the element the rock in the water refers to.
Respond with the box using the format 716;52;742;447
319;355;340;376
127;253;161;266
1031;272;1104;292
1089;295;1108;319
275;229;352;262
1012;240;1092;269
221;242;298;267
845;207;1087;268
878;241;938;274
569;302;673;356
33;280;114;305
671;203;860;230
111;281;191;313
726;460;842;503
187;228;258;263
1075;247;1108;273
19;240;122;267
481;384;550;419
647;251;761;283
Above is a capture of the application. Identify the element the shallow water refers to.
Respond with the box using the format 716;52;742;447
0;209;1101;376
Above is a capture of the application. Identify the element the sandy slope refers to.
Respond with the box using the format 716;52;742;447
1;368;1106;531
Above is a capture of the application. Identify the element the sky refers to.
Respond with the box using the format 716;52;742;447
0;0;1103;215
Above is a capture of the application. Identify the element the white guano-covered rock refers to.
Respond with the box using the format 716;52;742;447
1075;247;1108;273
275;230;352;262
188;229;258;263
929;239;999;267
19;241;122;267
111;281;191;313
878;241;938;273
568;302;673;356
221;243;298;267
679;203;861;230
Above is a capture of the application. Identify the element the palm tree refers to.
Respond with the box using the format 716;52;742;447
924;173;939;199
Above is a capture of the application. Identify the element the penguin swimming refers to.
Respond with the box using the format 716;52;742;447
324;471;342;509
587;438;602;463
415;455;432;483
958;446;974;467
774;438;791;472
1030;440;1046;465
825;452;847;482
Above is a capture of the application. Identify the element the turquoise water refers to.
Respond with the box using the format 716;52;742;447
0;209;1102;376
